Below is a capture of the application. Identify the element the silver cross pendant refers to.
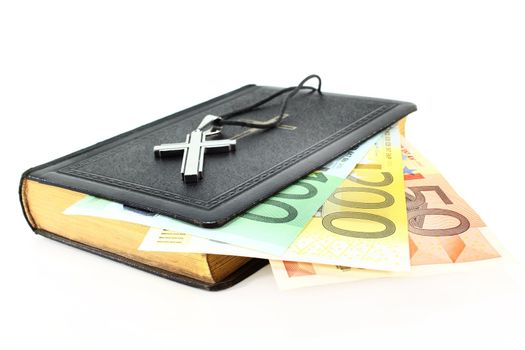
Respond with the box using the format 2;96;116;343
153;115;236;183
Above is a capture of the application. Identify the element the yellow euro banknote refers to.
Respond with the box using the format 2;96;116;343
282;124;410;272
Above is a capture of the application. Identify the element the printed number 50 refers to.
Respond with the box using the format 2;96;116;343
406;186;470;236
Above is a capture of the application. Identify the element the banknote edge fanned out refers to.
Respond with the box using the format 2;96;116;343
268;140;514;289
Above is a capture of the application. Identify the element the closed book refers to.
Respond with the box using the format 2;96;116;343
19;83;416;290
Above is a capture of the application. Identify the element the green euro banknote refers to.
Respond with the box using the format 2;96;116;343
64;132;383;255
139;123;410;271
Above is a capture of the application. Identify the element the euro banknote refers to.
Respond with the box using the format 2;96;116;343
138;226;272;258
279;125;409;271
64;132;382;255
269;139;504;289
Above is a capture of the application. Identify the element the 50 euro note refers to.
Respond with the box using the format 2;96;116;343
270;139;505;289
64;132;382;256
139;124;411;272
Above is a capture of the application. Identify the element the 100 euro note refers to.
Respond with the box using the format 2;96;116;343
269;138;504;289
139;124;411;272
63;133;382;255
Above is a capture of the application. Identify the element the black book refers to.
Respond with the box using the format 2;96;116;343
20;81;416;290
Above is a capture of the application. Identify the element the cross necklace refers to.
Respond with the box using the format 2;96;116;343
154;115;236;183
153;74;322;183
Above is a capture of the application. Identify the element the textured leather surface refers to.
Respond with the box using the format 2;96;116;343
25;84;416;227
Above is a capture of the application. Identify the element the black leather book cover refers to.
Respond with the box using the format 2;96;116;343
22;84;416;227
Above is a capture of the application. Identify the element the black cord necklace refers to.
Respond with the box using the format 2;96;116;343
217;74;322;129
154;74;323;183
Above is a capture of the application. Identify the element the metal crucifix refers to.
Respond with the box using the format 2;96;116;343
154;115;236;183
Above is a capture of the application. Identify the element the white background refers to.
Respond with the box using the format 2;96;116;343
1;1;524;349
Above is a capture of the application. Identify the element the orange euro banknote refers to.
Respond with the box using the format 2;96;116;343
402;138;499;265
270;138;505;289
